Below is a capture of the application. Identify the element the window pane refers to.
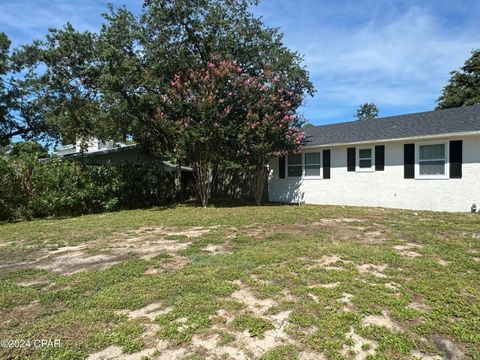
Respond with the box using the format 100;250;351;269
419;160;445;175
288;153;302;165
305;152;320;165
359;149;372;159
305;165;320;176
288;165;302;177
419;144;445;160
359;159;372;168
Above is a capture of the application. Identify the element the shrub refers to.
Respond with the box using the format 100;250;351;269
0;156;176;221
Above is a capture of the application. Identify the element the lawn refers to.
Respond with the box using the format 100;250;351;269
0;204;479;360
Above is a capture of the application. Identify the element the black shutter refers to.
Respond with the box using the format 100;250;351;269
323;149;331;179
279;156;286;179
449;140;462;178
375;145;385;171
347;147;356;172
404;144;415;179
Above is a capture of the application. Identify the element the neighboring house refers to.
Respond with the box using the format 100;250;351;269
54;138;192;173
269;105;480;212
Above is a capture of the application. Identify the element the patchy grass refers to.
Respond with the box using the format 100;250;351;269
0;203;479;359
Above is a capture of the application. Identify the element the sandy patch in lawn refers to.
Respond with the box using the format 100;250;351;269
432;337;464;360
384;282;401;290
356;264;388;278
341;327;378;360
319;282;340;288
362;310;401;331
230;280;275;315
203;243;233;255
340;293;354;311
315;218;366;225
410;350;442;359
116;303;172;321
393;243;423;258
134;225;215;238
2;227;196;276
196;280;299;358
409;301;432;312
87;341;187;360
305;254;350;270
36;237;191;274
437;259;450;266
299;350;327;359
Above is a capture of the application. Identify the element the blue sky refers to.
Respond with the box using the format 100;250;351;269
1;0;479;125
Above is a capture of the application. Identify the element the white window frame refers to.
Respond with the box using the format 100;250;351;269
303;151;322;179
415;141;449;180
356;147;375;172
285;151;323;179
286;153;303;178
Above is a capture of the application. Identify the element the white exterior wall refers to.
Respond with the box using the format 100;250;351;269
268;134;480;212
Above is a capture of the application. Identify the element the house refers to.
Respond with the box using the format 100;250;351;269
54;138;192;173
268;105;480;212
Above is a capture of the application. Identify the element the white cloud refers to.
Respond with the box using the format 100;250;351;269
256;1;480;123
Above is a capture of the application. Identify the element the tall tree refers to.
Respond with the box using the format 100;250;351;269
1;32;57;146
10;0;313;207
437;49;480;109
235;68;307;205
355;102;379;120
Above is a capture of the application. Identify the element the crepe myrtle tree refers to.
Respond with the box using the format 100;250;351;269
235;69;306;205
153;59;244;207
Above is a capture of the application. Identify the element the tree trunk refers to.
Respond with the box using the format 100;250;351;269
193;159;213;208
174;161;183;202
253;162;266;206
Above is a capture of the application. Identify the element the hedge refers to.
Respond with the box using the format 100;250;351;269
0;156;176;221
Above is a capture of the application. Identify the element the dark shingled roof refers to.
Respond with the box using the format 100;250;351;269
304;105;480;146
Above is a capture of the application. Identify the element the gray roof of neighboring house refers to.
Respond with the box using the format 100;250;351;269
304;105;480;147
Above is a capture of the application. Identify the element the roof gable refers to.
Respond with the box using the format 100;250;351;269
304;105;480;146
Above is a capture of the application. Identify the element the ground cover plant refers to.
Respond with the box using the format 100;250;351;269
0;204;479;359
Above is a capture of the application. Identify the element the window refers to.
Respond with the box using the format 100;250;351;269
287;153;303;177
418;143;446;177
357;147;374;171
304;152;321;177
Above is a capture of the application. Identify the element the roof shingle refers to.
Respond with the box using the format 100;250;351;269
304;105;480;146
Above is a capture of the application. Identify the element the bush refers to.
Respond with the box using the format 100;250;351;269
0;156;176;221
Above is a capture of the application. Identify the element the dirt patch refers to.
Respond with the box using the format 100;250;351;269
230;280;275;315
87;341;186;360
356;264;388;278
384;282;400;290
410;350;442;359
116;303;172;321
319;282;340;288
340;293;354;311
437;259;450;266
299;350;327;359
362;310;401;331
432;337;464;360
192;334;247;360
341;327;378;360
305;254;349;270
203;243;233;255
393;243;423;258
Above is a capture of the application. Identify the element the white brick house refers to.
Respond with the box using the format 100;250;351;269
268;105;480;212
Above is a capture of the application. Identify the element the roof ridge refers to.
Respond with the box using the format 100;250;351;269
308;104;480;129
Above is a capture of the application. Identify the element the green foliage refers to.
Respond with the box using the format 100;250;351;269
0;156;175;221
232;314;274;337
356;102;379;120
9;141;48;158
437;49;480;109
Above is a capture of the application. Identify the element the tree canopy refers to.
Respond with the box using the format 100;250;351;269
2;0;314;206
355;102;379;120
437;49;480;109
